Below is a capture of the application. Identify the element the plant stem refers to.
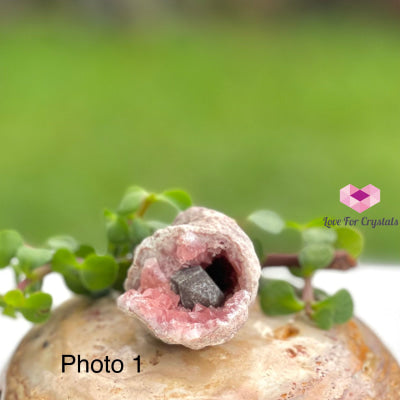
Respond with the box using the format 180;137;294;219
302;276;314;316
263;250;357;271
17;265;52;292
136;195;154;218
263;253;299;267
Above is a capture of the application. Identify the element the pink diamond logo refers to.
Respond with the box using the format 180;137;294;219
340;184;380;213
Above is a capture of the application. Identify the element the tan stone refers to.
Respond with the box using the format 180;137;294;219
2;295;399;400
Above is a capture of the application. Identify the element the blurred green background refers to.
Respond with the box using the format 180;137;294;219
0;5;399;262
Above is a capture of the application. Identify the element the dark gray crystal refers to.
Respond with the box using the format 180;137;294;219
170;265;225;309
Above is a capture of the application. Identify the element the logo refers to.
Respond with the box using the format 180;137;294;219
340;184;380;213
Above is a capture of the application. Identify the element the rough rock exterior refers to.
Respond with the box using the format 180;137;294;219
2;296;400;400
118;207;261;349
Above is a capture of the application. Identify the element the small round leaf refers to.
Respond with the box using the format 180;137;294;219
21;292;52;323
52;249;89;295
157;190;192;211
105;212;130;244
312;289;353;329
16;246;54;273
2;305;17;318
302;228;337;245
299;244;335;276
129;218;151;246
4;289;25;308
259;279;304;316
52;249;79;273
312;307;334;330
117;186;149;215
0;230;24;268
247;210;285;234
334;227;364;258
46;235;79;252
80;255;118;292
75;244;95;258
146;220;168;232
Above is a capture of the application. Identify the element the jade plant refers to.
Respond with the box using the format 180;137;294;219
0;187;362;331
0;186;192;323
247;210;363;330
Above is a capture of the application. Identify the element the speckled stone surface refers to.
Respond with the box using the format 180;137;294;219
2;295;399;400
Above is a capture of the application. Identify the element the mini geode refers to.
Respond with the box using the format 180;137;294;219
117;207;261;349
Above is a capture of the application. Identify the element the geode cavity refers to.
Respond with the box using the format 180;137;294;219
117;207;261;349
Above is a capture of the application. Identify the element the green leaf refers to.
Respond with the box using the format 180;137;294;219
64;273;90;295
52;249;89;295
46;235;79;252
259;279;304;316
75;244;95;258
146;220;168;232
247;210;285;234
2;305;17;318
298;244;335;277
304;217;325;228
113;260;131;292
302;228;337;245
117;186;149;215
24;292;52;310
104;210;130;244
21;292;52;323
286;218;325;231
1;291;53;323
312;289;353;329
16;246;54;273
312;307;334;330
286;220;303;230
80;255;118;292
250;237;264;261
157;189;192;211
0;230;24;268
129;218;151;246
24;280;43;294
4;289;25;308
52;249;79;273
288;266;306;278
334;227;364;258
313;287;329;301
52;249;89;294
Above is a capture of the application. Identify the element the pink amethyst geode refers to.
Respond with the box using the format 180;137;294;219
117;207;261;349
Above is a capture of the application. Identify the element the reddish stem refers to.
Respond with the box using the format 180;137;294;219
302;276;314;316
263;250;357;271
17;265;52;292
